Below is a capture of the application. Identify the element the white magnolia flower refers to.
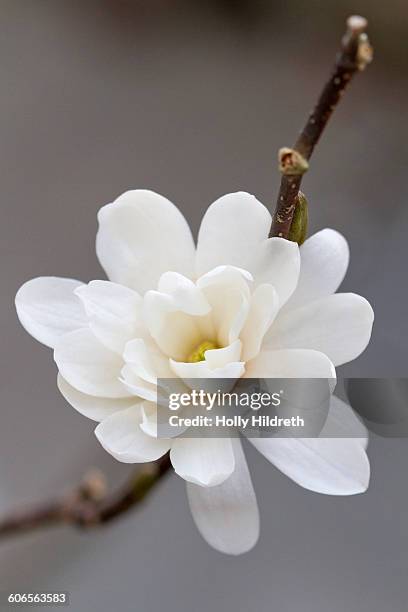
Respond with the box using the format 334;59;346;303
16;190;374;555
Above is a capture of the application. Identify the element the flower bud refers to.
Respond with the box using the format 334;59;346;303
288;191;308;245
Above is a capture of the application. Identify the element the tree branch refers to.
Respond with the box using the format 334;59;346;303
0;453;171;540
269;15;373;239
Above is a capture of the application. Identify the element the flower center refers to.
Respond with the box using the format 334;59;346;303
187;340;219;363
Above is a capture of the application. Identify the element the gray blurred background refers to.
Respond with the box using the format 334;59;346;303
0;1;407;610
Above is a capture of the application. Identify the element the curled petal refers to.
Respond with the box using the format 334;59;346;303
144;290;202;360
170;356;245;383
95;405;171;463
198;266;251;347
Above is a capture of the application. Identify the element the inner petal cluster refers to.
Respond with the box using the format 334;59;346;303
187;340;220;363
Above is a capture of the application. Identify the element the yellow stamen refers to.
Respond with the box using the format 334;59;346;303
187;340;219;363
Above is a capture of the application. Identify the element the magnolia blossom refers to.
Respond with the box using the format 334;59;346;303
15;190;374;555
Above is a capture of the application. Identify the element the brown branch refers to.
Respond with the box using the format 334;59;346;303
0;453;171;540
269;15;373;239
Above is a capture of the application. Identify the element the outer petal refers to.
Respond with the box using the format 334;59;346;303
15;277;87;349
284;229;349;311
57;375;136;422
95;405;171;463
264;293;374;366
75;281;143;354
250;436;370;495
321;395;368;449
196;192;271;276
196;193;299;306
54;328;130;398
170;437;235;487
240;284;279;362
96;190;195;294
251;238;300;306
187;438;259;555
245;348;336;379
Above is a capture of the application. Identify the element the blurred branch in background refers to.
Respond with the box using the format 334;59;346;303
0;455;171;540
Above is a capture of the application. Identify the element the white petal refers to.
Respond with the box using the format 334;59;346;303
120;364;158;402
284;229;350;311
199;267;251;347
54;328;130;398
168;340;244;393
250;436;370;495
57;375;136;422
196;192;271;276
197;265;253;290
240;284;279;362
157;272;211;315
75;280;143;354
170;437;235;486
144;290;201;360
96;190;195;294
123;339;157;384
15;277;87;349
204;339;242;369
245;349;336;379
123;337;173;383
321;395;368;449
95;405;171;463
251;238;300;306
265;293;374;366
169;357;245;382
187;438;259;555
140;402;158;438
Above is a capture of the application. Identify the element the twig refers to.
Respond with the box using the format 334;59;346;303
270;15;373;239
0;454;171;540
